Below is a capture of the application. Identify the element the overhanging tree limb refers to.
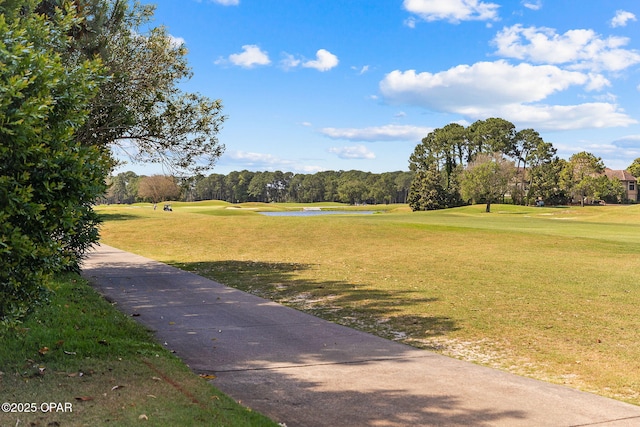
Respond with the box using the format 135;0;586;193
41;0;227;174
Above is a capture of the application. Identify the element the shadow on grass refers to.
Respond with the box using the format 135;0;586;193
99;212;139;222
170;260;458;342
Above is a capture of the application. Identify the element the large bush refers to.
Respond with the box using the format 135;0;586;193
0;5;109;325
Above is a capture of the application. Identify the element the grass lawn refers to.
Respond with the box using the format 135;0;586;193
96;201;640;405
0;273;277;427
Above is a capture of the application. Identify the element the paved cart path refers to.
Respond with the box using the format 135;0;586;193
82;244;640;427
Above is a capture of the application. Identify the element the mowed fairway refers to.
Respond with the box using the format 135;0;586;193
96;202;640;405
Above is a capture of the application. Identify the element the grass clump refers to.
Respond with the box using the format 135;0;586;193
0;273;277;427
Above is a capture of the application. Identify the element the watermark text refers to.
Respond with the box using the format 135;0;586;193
2;402;73;413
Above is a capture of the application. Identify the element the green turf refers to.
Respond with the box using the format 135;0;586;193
96;202;640;405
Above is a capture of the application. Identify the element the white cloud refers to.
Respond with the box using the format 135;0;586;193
611;10;637;28
470;103;636;131
379;61;636;131
585;73;611;91
404;16;417;28
226;45;271;68
280;53;301;70
227;151;283;165
522;0;542;11
493;25;640;72
403;0;500;23
225;151;324;173
328;145;376;160
302;49;339;71
592;92;618;103
320;124;432;142
168;35;186;48
380;61;588;109
280;49;339;72
351;65;370;75
211;0;239;5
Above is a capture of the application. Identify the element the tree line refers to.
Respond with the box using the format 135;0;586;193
408;118;638;212
107;140;639;212
104;170;415;205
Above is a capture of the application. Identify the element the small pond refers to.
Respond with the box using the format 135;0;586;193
258;210;376;217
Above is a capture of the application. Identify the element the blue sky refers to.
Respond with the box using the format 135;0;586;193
125;0;640;175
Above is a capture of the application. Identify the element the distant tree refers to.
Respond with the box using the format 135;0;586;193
286;173;303;202
560;152;605;206
460;153;515;212
595;176;625;204
301;174;326;203
408;119;522;211
337;171;369;204
430;123;468;186
467;118;516;159
195;173;227;201
137;175;181;203
394;171;414;204
106;171;140;204
267;171;291;203
321;171;340;202
177;175;200;202
369;173;397;204
247;170;291;203
528;158;567;205
408;163;446;211
248;171;271;202
627;158;640;179
509;129;557;205
408;132;464;210
523;140;557;205
225;170;253;203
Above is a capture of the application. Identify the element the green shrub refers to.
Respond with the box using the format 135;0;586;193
0;5;109;326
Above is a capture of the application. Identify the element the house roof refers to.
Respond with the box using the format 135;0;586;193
604;168;637;182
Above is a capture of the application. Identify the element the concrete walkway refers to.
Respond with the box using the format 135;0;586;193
82;244;640;427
